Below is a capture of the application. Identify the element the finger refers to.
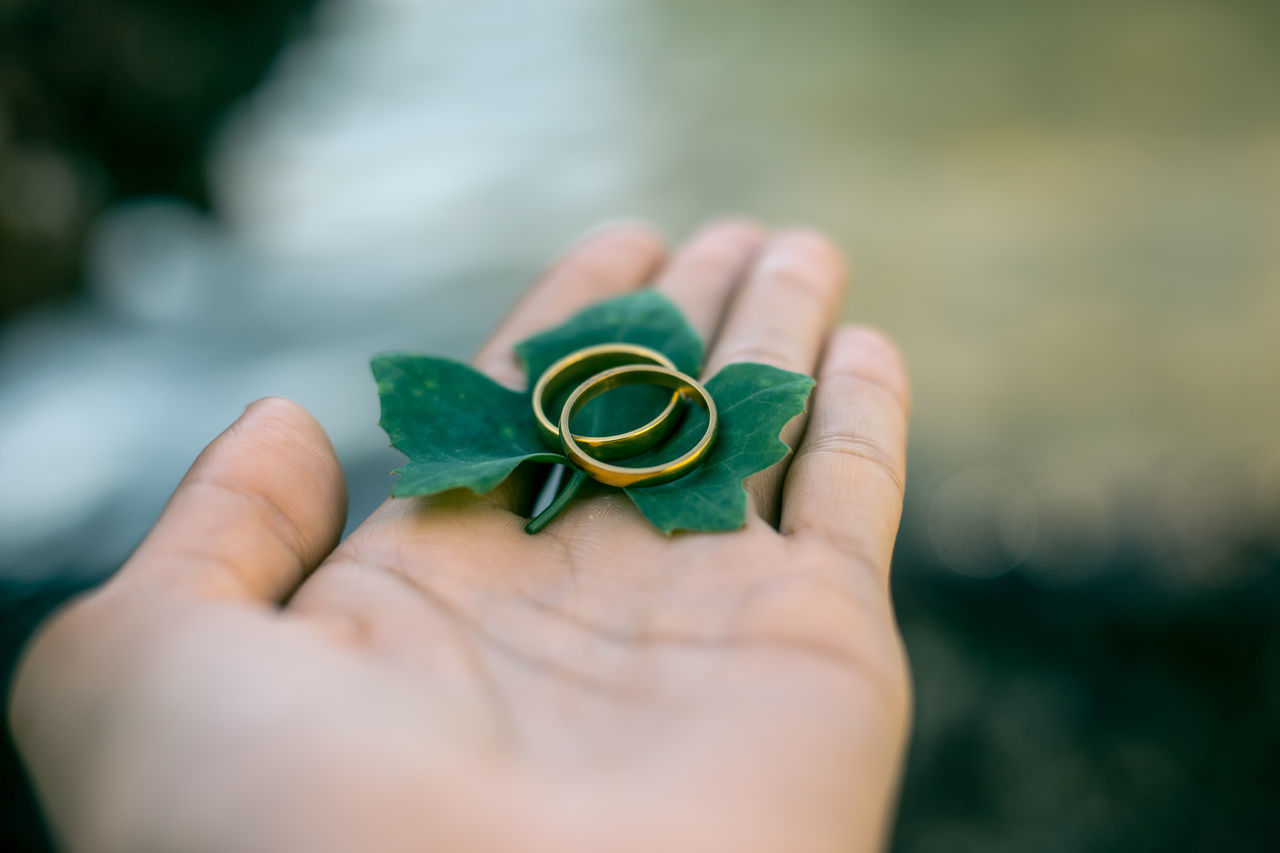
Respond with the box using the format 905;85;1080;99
701;230;847;521
114;397;348;604
701;229;846;376
472;223;667;389
544;221;762;531
652;218;766;345
399;223;666;516
780;326;911;587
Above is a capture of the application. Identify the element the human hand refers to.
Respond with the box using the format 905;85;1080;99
10;222;912;853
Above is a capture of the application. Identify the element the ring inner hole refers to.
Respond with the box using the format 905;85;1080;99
560;382;673;438
568;384;709;463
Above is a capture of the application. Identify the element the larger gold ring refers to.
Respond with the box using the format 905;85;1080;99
559;364;717;488
532;343;682;461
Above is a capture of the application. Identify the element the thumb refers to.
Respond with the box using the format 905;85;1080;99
117;397;347;604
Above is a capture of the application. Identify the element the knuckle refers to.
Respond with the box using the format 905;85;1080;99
791;519;889;578
197;476;313;566
827;328;912;414
718;340;805;372
758;253;841;309
824;362;911;424
800;431;906;497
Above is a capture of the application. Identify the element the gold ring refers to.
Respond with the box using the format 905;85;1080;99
532;343;682;461
559;364;717;488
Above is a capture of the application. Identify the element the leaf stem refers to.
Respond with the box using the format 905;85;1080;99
525;469;588;533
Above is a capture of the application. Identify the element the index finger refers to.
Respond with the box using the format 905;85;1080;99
424;224;665;511
473;224;667;388
780;326;911;586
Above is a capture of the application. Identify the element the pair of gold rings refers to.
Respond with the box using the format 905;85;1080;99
532;343;718;487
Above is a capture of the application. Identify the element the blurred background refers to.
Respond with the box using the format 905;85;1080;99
2;0;1278;849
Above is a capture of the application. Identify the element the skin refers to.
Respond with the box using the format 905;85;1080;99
9;222;913;853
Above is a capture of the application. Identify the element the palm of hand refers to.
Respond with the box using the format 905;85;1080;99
11;223;911;853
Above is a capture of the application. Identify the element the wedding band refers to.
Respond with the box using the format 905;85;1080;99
559;364;717;488
532;343;681;460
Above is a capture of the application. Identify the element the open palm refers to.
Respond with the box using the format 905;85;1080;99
11;222;912;853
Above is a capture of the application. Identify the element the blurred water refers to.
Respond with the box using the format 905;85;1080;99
3;2;1280;851
2;0;1278;592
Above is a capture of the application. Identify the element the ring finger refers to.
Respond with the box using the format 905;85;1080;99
699;229;847;523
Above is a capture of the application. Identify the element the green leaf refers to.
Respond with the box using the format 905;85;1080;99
373;291;814;536
516;290;703;380
373;353;565;497
624;362;815;533
515;291;704;438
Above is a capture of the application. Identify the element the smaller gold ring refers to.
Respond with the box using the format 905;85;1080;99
560;364;717;488
532;343;681;461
